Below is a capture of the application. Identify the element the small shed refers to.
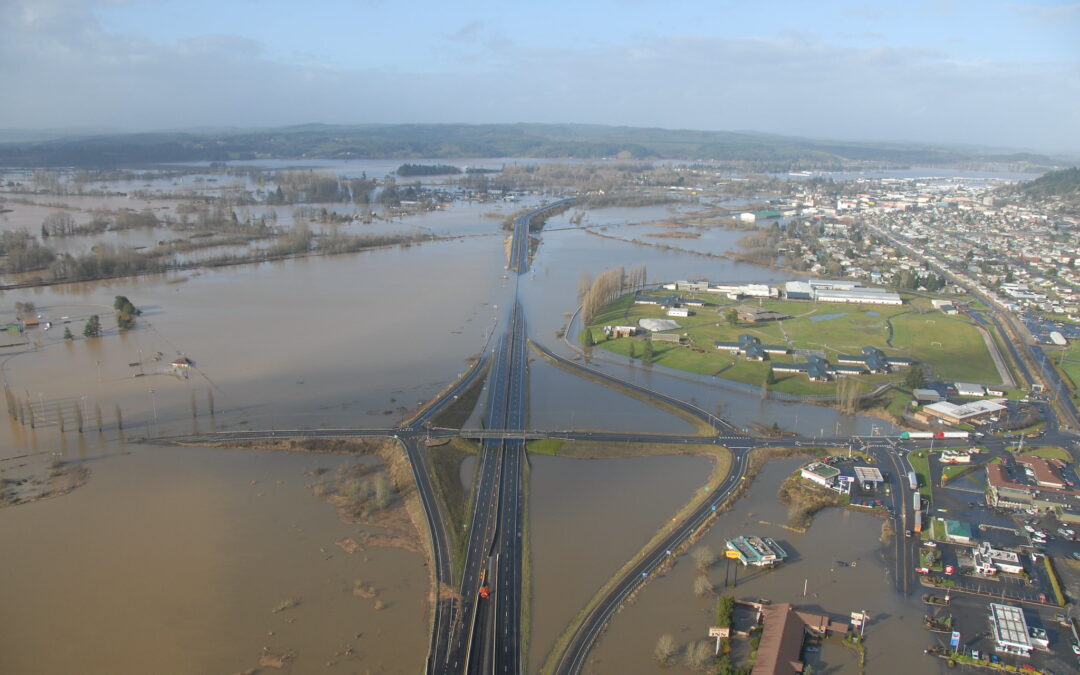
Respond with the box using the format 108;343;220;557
171;356;195;377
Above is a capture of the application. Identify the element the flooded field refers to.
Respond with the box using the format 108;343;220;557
527;453;714;672
0;444;426;674
586;457;942;674
527;357;698;434
0;169;922;672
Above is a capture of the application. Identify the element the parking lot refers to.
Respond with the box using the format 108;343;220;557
1022;313;1080;345
917;448;1080;673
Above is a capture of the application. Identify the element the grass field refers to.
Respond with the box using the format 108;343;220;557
908;450;934;501
890;312;998;382
1017;445;1073;461
585;290;999;394
1057;342;1080;393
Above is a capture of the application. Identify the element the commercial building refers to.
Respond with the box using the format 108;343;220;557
913;388;942;403
984;463;1080;523
988;604;1033;656
752;603;849;675
943;519;975;544
801;462;841;489
954;382;987;397
726;536;789;567
783;280;902;305
940;449;972;464
921;399;1006;425
1017;456;1067;490
973;542;1023;575
666;306;690;317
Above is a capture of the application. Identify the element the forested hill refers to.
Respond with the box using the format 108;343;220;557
0;122;1062;169
1016;166;1080;198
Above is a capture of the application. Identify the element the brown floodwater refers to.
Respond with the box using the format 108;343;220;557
0;444;426;674
0;232;507;673
527;453;712;673
585;457;944;674
0;187;930;673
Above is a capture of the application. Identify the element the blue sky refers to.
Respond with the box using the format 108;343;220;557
3;0;1079;152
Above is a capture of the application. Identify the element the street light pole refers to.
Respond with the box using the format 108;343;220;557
149;389;157;421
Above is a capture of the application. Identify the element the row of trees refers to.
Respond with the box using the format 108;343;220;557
580;264;648;325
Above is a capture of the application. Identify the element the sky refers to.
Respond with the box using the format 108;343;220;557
2;0;1079;152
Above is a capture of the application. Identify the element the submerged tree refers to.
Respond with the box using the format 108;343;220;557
654;634;679;665
83;314;101;338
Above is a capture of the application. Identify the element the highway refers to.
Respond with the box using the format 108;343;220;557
452;198;572;674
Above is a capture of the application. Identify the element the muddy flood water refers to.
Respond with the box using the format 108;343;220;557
1;184;924;673
585;458;943;675
0;444;426;674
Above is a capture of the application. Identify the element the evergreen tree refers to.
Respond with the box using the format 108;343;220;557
905;365;926;390
63;326;73;341
83;314;101;338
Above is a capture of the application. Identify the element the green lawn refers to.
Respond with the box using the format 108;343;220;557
908;451;934;501
1057;342;1080;392
584;290;1001;394
1017;445;1073;462
890;312;998;383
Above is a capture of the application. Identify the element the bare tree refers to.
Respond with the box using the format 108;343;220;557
693;574;715;597
691;545;716;572
654;634;679;665
684;639;715;670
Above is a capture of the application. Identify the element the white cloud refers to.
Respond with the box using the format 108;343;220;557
0;3;1076;153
